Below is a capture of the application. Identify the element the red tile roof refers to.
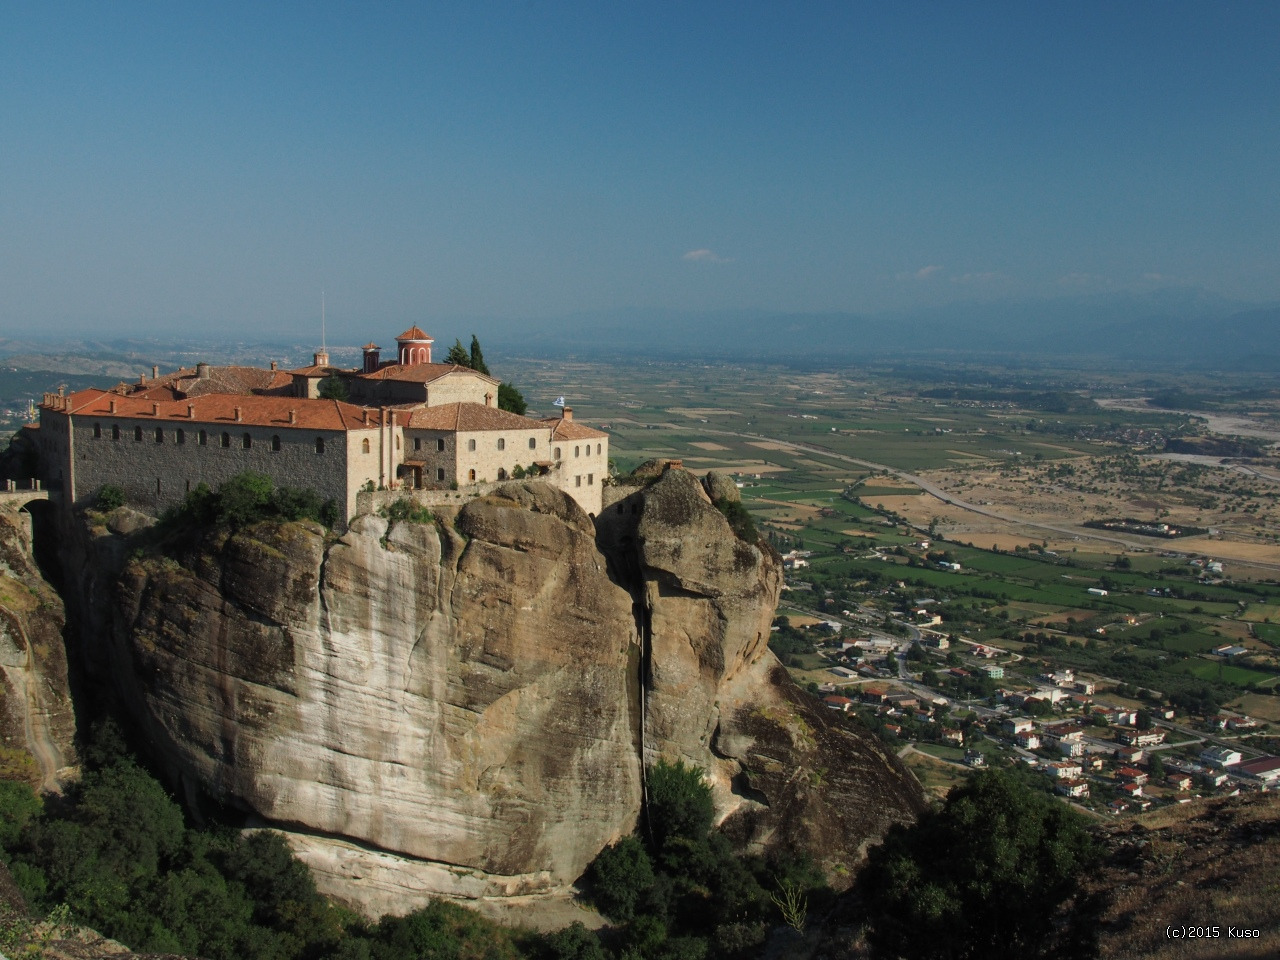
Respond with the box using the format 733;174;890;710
395;326;433;341
356;362;497;385
541;417;608;440
1238;757;1280;777
45;389;385;431
284;364;342;377
406;402;542;432
125;365;296;397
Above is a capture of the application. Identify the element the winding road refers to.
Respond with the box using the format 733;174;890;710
706;427;1280;570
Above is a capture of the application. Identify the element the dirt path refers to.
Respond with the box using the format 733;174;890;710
3;607;65;793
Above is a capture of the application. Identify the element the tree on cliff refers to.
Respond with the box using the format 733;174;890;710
469;335;491;376
498;382;528;415
854;769;1100;960
444;334;527;415
446;339;470;366
318;375;348;401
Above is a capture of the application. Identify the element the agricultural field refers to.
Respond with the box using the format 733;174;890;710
502;356;1280;723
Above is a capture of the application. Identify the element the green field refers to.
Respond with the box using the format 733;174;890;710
517;355;1280;718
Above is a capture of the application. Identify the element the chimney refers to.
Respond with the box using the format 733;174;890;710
152;365;159;380
58;385;65;397
270;360;278;372
152;402;159;415
109;399;117;414
234;407;242;423
187;404;195;419
561;407;573;421
138;374;145;386
289;409;297;424
362;409;369;425
197;362;210;379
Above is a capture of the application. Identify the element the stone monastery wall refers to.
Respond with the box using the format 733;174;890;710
63;416;371;518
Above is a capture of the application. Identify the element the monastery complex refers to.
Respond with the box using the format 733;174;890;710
35;327;609;522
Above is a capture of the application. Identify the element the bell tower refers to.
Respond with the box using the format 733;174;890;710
395;326;434;366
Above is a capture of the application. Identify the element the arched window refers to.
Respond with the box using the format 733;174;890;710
554;447;561;459
395;435;400;450
315;437;325;454
497;438;505;451
271;435;281;451
221;432;231;448
436;467;445;481
155;428;164;443
468;439;476;452
362;438;370;454
468;469;476;482
93;423;101;438
176;429;185;445
134;426;143;442
528;437;536;449
198;430;207;446
112;425;120;440
597;443;602;455
242;433;252;449
574;446;580;457
436;438;445;452
497;468;507;480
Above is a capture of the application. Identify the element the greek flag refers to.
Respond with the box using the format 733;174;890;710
552;396;566;407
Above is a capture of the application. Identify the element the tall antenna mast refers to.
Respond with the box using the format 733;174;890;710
321;291;327;352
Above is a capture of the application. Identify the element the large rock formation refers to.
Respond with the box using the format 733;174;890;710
598;468;925;875
50;471;923;917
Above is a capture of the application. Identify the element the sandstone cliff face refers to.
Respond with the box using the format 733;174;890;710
598;469;926;878
0;510;76;790
88;483;640;915
60;472;923;916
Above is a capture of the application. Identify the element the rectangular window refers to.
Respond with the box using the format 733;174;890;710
468;438;476;451
588;474;594;485
575;475;582;487
414;438;421;451
436;468;445;481
436;438;445;452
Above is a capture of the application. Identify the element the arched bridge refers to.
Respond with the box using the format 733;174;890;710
0;481;50;515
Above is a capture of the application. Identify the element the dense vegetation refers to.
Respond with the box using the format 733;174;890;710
581;759;827;959
0;742;835;960
156;471;342;532
855;769;1100;960
0;723;618;960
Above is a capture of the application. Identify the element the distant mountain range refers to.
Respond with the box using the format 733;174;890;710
4;287;1278;373
479;288;1280;370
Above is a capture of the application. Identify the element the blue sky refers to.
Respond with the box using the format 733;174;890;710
3;2;1278;340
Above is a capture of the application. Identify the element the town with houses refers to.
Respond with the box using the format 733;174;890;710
775;576;1280;814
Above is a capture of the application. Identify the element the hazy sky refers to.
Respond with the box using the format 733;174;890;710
3;2;1278;340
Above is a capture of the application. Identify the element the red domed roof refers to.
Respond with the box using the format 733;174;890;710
395;326;433;342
